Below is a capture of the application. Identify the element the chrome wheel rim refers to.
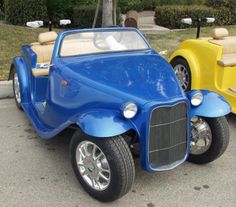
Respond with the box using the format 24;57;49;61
173;64;190;91
14;72;21;104
191;117;212;155
76;141;111;191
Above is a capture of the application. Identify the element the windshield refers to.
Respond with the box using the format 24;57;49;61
60;30;149;57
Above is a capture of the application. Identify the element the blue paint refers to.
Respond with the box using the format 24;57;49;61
10;27;231;172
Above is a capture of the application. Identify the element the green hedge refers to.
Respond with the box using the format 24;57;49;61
47;0;95;21
155;5;233;29
4;0;48;25
205;0;236;24
73;5;121;28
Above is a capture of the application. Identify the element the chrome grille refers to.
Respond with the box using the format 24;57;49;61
149;103;188;169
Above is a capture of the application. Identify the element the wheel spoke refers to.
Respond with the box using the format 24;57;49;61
99;172;109;181
95;151;103;160
79;148;86;159
92;145;97;159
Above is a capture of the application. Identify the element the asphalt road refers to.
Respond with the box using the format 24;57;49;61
0;98;235;207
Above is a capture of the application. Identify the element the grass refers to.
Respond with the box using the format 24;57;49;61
0;23;236;80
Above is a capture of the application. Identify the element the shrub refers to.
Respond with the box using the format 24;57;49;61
4;0;48;25
73;5;121;28
47;0;96;21
205;0;236;24
0;0;4;12
154;5;234;29
118;0;145;13
153;0;206;6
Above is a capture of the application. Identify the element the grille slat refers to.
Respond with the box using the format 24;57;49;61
149;103;188;169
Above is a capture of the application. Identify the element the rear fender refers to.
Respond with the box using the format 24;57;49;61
75;110;134;138
9;57;30;104
169;49;201;89
187;90;231;118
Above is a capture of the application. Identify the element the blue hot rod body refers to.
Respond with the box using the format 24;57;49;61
9;27;231;173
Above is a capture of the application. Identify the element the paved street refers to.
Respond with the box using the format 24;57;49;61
0;98;235;207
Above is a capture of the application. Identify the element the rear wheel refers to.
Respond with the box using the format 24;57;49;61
12;67;22;110
189;116;229;164
70;131;135;202
170;57;191;92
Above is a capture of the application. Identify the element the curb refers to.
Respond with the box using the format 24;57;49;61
0;81;13;99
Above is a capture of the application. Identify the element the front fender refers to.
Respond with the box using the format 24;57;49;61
9;57;30;104
169;49;201;89
187;90;231;118
75;110;134;138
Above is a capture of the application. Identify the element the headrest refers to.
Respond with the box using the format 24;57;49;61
211;28;229;40
38;31;58;45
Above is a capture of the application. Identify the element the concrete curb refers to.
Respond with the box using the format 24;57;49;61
0;81;13;99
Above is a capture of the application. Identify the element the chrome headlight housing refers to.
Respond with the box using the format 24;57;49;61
191;92;204;106
122;102;138;119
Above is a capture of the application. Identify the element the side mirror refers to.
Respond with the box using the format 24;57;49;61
26;21;44;28
181;18;192;25
60;19;71;26
206;17;215;23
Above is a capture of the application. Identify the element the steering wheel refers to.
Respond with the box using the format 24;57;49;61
93;32;124;50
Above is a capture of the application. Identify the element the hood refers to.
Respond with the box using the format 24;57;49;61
61;51;184;103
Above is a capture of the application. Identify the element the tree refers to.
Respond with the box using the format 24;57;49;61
102;0;114;27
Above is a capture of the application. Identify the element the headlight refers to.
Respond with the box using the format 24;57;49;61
122;103;138;119
191;92;203;106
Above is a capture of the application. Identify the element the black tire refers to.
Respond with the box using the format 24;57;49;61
170;57;192;92
188;117;229;164
70;130;135;202
12;67;22;110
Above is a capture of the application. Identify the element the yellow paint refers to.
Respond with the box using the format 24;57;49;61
169;39;236;114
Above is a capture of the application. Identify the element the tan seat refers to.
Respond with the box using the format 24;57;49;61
218;53;236;67
208;28;236;67
31;31;58;76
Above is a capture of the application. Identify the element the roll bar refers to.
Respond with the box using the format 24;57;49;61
26;19;71;31
181;17;216;39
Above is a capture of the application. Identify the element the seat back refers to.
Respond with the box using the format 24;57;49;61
31;31;58;64
209;28;236;55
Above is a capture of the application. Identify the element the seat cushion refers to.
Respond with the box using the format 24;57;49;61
32;68;49;77
218;53;236;67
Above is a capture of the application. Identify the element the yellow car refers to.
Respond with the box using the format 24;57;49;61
169;20;236;114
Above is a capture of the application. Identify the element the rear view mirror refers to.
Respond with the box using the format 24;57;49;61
60;19;71;26
181;18;192;25
206;17;215;23
26;21;43;28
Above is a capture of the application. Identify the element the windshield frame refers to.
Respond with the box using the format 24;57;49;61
57;28;152;58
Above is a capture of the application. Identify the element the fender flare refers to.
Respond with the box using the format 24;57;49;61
75;110;134;138
187;90;231;118
169;49;201;89
9;57;31;104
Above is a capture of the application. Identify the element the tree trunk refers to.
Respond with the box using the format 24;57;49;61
102;0;113;27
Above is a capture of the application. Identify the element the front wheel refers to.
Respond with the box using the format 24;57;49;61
70;131;135;202
189;116;229;164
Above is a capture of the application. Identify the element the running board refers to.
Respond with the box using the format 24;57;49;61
21;102;73;139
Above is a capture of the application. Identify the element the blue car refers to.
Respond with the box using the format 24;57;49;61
9;27;231;202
